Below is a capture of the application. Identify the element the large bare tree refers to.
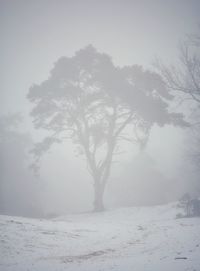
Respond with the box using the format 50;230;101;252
156;29;200;169
28;46;186;211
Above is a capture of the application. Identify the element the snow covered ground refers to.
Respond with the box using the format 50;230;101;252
0;203;200;271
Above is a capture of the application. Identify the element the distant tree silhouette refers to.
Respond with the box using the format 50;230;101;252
157;29;200;170
28;45;187;211
0;114;41;217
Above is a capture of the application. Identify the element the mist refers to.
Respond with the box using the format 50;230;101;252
1;1;200;270
1;0;200;216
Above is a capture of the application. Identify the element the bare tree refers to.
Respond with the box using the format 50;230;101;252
156;29;200;104
28;46;186;211
156;29;200;170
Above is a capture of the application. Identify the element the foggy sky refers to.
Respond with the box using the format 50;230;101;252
1;0;199;114
1;0;200;215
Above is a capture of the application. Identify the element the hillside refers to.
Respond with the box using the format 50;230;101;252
0;203;200;271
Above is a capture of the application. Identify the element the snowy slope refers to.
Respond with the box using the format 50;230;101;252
0;203;200;271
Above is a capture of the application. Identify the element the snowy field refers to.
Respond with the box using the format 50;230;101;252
0;203;200;271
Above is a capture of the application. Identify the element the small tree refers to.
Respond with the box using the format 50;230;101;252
178;193;200;217
28;46;186;211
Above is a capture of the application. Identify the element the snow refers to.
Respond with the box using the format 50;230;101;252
0;203;200;271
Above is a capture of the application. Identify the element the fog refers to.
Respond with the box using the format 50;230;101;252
1;0;200;218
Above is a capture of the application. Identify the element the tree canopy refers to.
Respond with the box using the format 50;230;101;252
28;45;187;211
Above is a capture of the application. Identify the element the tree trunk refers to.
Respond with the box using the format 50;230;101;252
93;181;105;212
